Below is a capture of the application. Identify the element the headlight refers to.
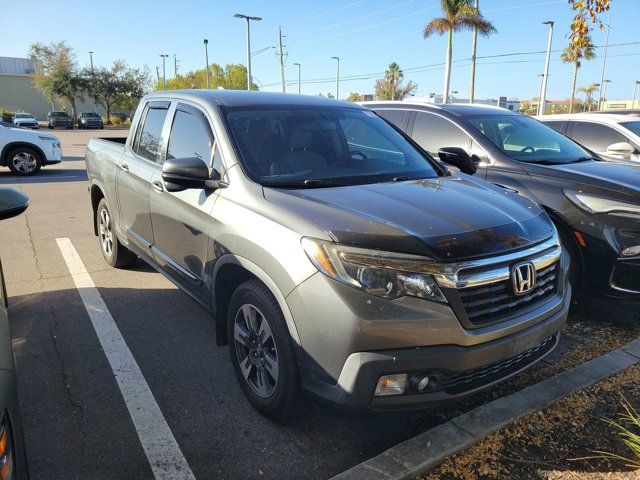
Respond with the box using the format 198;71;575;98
301;238;447;302
564;189;640;217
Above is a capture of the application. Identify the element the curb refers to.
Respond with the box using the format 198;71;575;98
332;337;640;480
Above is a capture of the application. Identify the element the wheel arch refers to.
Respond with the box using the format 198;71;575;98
543;207;585;287
0;142;46;167
90;183;106;236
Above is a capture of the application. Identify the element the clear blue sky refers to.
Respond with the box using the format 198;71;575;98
1;0;638;101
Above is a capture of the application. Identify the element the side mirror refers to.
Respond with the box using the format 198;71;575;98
161;157;228;193
437;147;477;175
0;187;29;220
606;142;635;155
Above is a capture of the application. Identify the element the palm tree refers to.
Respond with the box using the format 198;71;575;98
561;36;596;113
578;83;599;112
423;0;496;104
385;62;403;101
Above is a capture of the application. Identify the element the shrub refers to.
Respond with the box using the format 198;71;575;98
0;110;14;123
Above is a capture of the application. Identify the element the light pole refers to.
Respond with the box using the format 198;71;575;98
160;54;168;89
89;51;97;110
469;0;479;103
601;79;612;110
538;20;554;116
234;13;262;91
293;63;301;94
598;11;612;110
331;56;340;99
632;80;639;109
203;39;210;89
449;90;458;103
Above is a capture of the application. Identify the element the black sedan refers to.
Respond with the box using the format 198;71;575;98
366;102;640;299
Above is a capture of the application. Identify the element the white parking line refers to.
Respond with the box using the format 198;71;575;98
56;238;196;480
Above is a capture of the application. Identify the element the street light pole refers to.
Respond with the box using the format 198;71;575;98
632;80;639;109
598;11;612;111
331;56;340;100
160;54;168;89
234;14;263;91
89;51;97;110
538;20;554;116
293;63;301;94
469;0;479;103
203;39;210;89
601;79;612;109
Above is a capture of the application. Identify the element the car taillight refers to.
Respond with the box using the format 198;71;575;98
0;415;14;480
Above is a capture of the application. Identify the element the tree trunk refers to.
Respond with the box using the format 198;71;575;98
443;30;453;104
67;96;78;120
569;62;578;113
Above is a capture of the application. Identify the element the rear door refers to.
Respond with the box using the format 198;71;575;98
567;120;640;161
149;101;222;302
116;101;169;252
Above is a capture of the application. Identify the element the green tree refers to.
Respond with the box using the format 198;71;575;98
519;103;537;116
578;83;599;111
157;64;257;91
561;35;596;113
345;92;363;102
29;41;86;118
423;0;496;104
375;63;417;101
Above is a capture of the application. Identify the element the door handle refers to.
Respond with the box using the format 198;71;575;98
152;181;164;193
120;164;129;172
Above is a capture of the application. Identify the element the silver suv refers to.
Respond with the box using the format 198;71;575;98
85;91;570;420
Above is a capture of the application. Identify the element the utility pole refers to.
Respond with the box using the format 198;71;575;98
331;56;340;100
538;20;554;116
203;39;210;89
469;0;479;103
155;66;160;84
598;11;612;110
601;79;612;109
89;51;97;110
293;63;301;94
173;54;179;77
632;80;640;109
278;27;286;93
160;54;168;89
234;14;262;91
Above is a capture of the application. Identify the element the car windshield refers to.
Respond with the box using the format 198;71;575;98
224;106;440;187
465;114;591;164
621;121;640;137
15;114;30;118
83;112;100;118
51;112;69;117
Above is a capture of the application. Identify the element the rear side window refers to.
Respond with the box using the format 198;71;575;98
376;110;408;131
570;121;626;151
167;107;214;164
543;121;564;133
412;112;470;155
137;107;168;162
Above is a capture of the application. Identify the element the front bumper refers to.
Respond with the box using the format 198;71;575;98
44;144;63;164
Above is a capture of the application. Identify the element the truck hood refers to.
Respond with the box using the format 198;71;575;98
264;175;553;261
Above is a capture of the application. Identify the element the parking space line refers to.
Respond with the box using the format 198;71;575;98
56;238;196;480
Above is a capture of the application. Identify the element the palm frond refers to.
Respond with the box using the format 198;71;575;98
454;13;497;36
423;17;451;38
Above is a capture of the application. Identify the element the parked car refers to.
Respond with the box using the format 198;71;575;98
47;111;73;130
11;113;38;130
537;112;640;162
366;101;640;299
0;122;62;175
584;109;640;116
77;112;104;130
0;187;31;478
86;91;570;419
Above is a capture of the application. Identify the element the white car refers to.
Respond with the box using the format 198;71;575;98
12;112;39;129
537;112;640;162
0;123;62;175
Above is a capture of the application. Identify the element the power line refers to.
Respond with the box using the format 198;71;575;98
289;0;419;36
483;0;564;13
282;0;369;27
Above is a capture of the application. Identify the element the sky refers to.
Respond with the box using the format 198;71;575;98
1;0;639;101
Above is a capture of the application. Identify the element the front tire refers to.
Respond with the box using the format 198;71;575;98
7;147;42;176
96;199;137;268
227;279;303;421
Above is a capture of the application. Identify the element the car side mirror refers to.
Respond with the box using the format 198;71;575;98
161;157;228;192
606;142;635;154
0;187;29;220
437;147;477;175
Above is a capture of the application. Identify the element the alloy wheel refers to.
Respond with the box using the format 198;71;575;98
99;208;113;258
11;152;37;173
233;304;279;398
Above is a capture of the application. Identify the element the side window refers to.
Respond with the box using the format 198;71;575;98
376;110;408;131
167;107;214;164
543;121;564;134
412;112;470;155
137;107;169;162
571;122;626;151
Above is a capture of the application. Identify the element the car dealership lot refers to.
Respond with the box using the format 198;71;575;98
0;129;636;479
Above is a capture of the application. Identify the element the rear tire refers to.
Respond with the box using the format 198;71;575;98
96;199;137;268
7;147;42;176
227;279;303;422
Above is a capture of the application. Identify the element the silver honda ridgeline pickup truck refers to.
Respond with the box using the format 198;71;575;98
85;90;570;420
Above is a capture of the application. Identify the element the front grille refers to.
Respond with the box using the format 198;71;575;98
459;261;559;326
440;335;556;394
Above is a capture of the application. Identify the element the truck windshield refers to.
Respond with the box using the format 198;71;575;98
51;112;69;117
83;113;100;118
224;106;440;187
465;114;592;164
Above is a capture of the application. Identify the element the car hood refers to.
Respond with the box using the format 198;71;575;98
524;160;640;197
263;175;553;261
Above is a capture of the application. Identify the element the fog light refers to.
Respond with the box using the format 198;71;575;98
622;245;640;257
374;374;409;396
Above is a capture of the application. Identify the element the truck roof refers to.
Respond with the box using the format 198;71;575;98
144;89;361;109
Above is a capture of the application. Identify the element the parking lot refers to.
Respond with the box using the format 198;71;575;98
0;129;637;480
